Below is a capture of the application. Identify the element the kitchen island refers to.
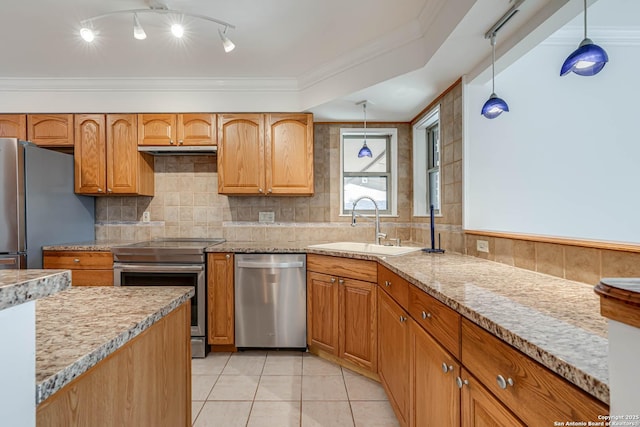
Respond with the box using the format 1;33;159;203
1;269;194;427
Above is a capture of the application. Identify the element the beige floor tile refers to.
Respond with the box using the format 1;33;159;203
193;401;252;427
191;375;218;400
343;372;388;401
191;401;205;424
263;354;303;375
208;375;260;401
351;401;399;427
302;354;343;375
191;352;231;375
247;401;301;427
301;401;354;427
222;351;267;375
302;375;348;401
255;375;302;401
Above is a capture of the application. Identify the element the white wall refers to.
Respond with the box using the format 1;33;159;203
465;41;640;244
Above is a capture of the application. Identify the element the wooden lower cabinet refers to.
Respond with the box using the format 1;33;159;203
207;253;235;345
410;319;460;427
37;302;191;427
460;368;525;427
43;250;113;286
378;287;410;427
306;254;378;374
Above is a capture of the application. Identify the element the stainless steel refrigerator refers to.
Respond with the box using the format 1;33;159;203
0;138;95;269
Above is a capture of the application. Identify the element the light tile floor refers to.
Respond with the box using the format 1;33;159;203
191;351;399;427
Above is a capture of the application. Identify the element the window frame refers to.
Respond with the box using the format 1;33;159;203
339;128;398;217
412;106;441;217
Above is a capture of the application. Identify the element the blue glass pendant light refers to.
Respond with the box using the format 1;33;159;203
481;33;509;119
358;102;372;158
560;0;608;76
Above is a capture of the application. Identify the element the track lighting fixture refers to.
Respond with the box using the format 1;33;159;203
133;13;146;40
481;33;509;119
356;101;372;158
79;4;236;52
560;0;608;76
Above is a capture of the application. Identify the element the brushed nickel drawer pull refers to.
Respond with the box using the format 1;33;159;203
496;375;514;389
73;258;80;263
422;311;431;319
384;280;391;287
399;315;407;323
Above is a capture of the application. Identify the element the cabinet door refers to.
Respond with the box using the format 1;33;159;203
207;253;235;345
460;369;525;427
74;114;106;194
28;114;74;146
137;114;177;146
307;271;339;355
0;114;26;139
339;277;377;372
410;320;460;427
107;114;140;195
177;113;216;146
265;113;314;195
378;287;410;426
217;113;265;195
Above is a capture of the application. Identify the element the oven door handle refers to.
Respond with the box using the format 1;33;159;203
113;263;204;273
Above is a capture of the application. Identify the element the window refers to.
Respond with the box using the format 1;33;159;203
413;107;440;216
340;128;398;216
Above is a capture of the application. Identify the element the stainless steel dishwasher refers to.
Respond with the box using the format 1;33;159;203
234;253;307;349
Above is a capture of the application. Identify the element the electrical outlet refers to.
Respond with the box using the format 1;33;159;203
259;211;275;223
142;211;151;223
476;240;489;253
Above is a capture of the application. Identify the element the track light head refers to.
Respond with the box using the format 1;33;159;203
133;13;147;40
80;27;95;42
218;27;235;53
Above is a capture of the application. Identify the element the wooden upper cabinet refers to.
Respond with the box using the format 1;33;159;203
266;113;314;195
75;114;106;194
137;114;177;146
75;114;153;196
27;114;74;147
178;114;216;146
218;113;314;196
217;113;266;195
0;114;27;139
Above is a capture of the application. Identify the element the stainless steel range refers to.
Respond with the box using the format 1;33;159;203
112;238;225;358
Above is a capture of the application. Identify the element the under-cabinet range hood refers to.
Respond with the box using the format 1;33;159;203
137;145;217;155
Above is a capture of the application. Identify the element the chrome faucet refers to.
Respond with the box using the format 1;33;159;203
351;196;386;245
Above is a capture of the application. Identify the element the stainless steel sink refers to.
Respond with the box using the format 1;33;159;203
307;242;422;256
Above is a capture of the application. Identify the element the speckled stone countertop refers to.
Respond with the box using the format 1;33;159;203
43;239;608;403
42;240;133;251
0;269;71;312
36;286;194;405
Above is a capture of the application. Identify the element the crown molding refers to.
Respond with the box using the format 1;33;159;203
0;77;300;92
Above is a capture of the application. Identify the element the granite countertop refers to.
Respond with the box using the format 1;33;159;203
0;269;71;312
42;240;133;251
36;286;194;405
43;239;608;403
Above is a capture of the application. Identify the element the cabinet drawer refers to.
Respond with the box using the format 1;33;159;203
409;285;460;358
43;251;113;269
377;265;409;310
71;270;114;286
307;254;377;283
461;319;608;425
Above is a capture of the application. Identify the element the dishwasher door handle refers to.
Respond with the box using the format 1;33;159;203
237;261;304;269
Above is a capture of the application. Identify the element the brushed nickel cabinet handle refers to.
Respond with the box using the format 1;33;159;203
399;315;407;323
442;363;453;374
73;258;80;263
339;279;344;285
384;280;391;287
422;311;431;319
225;254;230;259
258;188;264;193
456;377;469;388
497;375;514;389
330;277;336;283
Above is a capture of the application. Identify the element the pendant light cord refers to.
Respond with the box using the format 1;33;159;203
491;33;496;94
583;0;588;39
363;103;367;143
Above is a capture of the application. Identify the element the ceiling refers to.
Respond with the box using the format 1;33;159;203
0;0;628;121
